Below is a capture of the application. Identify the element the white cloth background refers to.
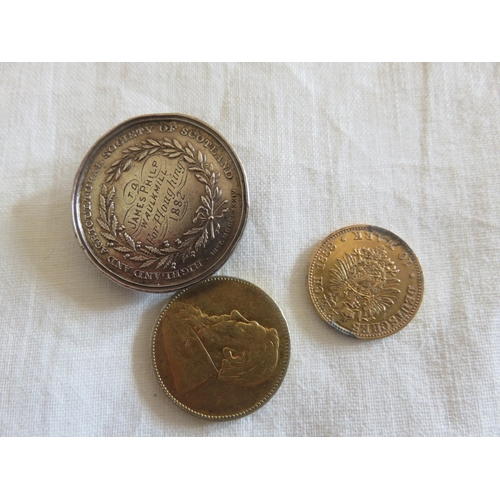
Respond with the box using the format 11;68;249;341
1;63;499;436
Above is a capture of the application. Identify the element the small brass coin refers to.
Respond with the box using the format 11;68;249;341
72;114;248;292
307;225;424;339
152;277;290;420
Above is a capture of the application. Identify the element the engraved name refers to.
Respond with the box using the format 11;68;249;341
124;155;188;243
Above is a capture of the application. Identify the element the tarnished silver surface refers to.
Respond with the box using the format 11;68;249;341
72;114;248;292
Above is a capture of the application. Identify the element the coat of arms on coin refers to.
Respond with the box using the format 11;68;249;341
152;277;290;420
308;225;424;339
72;114;248;292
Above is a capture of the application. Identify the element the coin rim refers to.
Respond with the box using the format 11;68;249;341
71;114;249;293
307;224;424;339
151;276;291;420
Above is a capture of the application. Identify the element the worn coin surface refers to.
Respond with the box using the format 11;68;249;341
308;225;424;339
152;277;290;420
72;114;248;292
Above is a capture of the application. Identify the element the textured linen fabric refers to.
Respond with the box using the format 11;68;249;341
0;62;499;436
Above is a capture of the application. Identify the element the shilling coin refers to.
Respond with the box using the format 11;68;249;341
72;114;248;292
152;277;290;420
308;225;424;339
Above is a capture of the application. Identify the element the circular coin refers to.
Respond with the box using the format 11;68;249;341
152;277;290;420
308;225;424;339
72;114;248;292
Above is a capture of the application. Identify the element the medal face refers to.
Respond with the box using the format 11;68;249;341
152;277;290;420
308;225;424;339
72;114;248;292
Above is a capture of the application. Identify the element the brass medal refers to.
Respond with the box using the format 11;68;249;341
72;114;248;292
152;277;290;420
308;225;424;339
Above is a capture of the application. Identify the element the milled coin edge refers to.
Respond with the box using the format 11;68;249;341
307;224;424;340
151;276;291;421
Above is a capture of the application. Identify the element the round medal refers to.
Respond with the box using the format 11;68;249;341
72;114;248;292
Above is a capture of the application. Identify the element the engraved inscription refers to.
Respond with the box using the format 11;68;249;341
351;230;397;249
80;162;108;254
74;115;248;293
210;189;238;256
107;255;131;273
314;240;336;270
180;126;233;179
312;276;324;295
133;260;203;280
95;139;229;271
102;125;155;158
123;155;188;245
307;225;423;339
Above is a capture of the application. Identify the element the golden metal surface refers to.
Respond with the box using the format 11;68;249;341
308;225;424;339
152;277;290;420
72;114;248;292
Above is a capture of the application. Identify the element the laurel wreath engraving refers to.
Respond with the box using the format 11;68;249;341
96;138;228;270
329;247;401;322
